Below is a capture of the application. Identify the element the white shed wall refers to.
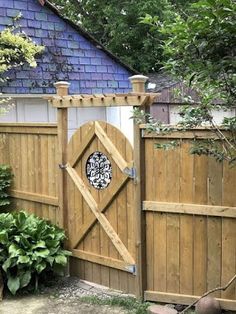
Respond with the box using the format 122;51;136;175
0;97;134;143
169;104;236;125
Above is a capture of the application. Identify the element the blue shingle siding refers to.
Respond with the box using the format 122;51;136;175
0;0;133;94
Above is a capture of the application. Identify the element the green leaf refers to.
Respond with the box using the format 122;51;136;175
60;249;72;256
0;230;8;244
46;256;55;266
32;240;46;249
9;244;23;257
7;276;20;295
15;211;27;228
18;255;30;264
55;255;67;266
2;257;14;272
45;239;59;248
35;261;46;274
34;249;50;258
19;271;31;288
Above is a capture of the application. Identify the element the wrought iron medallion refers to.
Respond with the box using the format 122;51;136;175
86;151;112;189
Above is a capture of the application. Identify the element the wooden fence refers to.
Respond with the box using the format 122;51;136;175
0;123;60;225
142;128;236;310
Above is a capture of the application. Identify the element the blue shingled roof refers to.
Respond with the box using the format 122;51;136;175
0;0;137;95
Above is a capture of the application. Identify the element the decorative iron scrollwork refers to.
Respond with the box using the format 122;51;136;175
86;151;112;190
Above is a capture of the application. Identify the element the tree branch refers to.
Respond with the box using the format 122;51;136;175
179;274;236;314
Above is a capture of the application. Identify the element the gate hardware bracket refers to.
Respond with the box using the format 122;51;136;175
123;167;136;179
125;264;136;275
59;163;67;170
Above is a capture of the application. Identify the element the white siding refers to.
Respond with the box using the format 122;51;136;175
0;97;134;143
169;104;236;125
106;107;133;144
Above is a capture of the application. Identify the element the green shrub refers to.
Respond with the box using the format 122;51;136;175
0;211;71;295
0;165;13;208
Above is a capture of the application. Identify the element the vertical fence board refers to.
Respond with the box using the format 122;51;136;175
117;126;129;293
126;137;136;295
166;143;180;294
146;212;154;291
179;141;194;294
193;215;207;295
166;214;180;293
207;217;222;297
154;213;167;292
221;218;236;299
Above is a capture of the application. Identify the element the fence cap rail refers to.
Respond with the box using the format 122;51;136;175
0;123;58;135
46;92;159;108
0;122;57;127
140;124;231;139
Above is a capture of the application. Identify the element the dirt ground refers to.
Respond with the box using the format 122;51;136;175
0;277;130;314
0;295;128;314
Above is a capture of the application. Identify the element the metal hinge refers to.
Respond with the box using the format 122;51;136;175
125;264;136;275
123;167;136;179
59;163;67;170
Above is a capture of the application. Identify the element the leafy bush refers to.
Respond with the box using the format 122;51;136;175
0;165;13;208
0;211;71;295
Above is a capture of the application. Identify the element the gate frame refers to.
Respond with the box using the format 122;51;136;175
52;77;158;298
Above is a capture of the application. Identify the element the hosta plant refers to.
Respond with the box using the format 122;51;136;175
0;211;71;295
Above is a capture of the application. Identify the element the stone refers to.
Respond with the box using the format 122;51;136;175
147;305;178;314
195;296;221;314
174;304;186;312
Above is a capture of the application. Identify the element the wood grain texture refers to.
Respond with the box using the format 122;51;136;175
66;121;135;293
143;201;236;218
0;125;59;224
0;122;235;308
144;291;236;311
143;134;236;309
50;94;154;108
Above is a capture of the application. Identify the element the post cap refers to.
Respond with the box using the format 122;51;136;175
129;75;149;84
54;81;70;96
54;81;71;88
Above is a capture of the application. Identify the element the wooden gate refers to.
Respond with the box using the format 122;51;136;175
65;121;136;292
51;77;158;295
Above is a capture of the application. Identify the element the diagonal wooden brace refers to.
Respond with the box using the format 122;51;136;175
66;164;135;266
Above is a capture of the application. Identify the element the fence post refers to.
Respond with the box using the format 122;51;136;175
129;75;148;299
54;81;70;232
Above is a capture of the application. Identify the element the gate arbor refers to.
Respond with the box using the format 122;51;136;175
50;76;158;296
